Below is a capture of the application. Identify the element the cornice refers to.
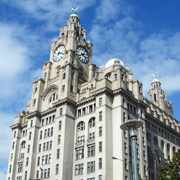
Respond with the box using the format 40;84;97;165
27;111;41;119
76;96;95;107
41;108;56;117
91;87;113;97
53;97;76;108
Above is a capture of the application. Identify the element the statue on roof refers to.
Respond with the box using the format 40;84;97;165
151;72;158;79
72;6;79;14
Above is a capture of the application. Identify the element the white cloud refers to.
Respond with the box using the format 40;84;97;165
95;0;133;23
0;23;43;110
2;0;97;31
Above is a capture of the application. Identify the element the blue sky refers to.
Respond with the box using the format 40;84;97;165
0;0;180;179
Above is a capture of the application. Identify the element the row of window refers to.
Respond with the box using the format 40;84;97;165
77;104;96;117
41;115;55;126
37;168;50;179
37;154;52;165
39;141;53;152
76;142;102;160
39;127;53;139
75;159;102;175
146;120;180;145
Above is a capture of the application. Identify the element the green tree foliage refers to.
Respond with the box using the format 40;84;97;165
157;152;180;180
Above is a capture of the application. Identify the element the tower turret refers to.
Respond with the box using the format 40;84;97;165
148;78;173;116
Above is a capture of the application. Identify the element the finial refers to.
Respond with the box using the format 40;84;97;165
72;6;79;14
151;72;158;79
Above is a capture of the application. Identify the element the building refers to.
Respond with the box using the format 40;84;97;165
6;13;180;180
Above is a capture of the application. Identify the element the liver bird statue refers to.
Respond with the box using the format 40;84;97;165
151;72;158;79
72;6;79;14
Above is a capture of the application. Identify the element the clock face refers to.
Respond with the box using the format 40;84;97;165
53;45;66;62
76;46;89;64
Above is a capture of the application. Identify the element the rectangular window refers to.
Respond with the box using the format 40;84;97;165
10;153;13;161
99;127;102;136
12;142;15;149
44;169;47;178
99;142;102;152
42;156;45;165
60;108;63;116
124;142;127;154
63;73;66;79
125;159;128;170
123;112;126;122
75;164;83;175
27;145;30;153
30;120;33;127
38;144;41;152
26;157;29;166
51;127;53;136
43;143;46;151
76;148;84;160
47;128;50;137
122;98;125;107
46;142;49;150
99;175;102;180
56;164;59;175
33;99;36;105
29;132;31;140
87;161;95;173
36;170;39;178
44;129;47;138
47;168;50;178
37;157;40;166
59;121;62;130
40;131;42;140
143;151;146;161
62;85;65;92
14;131;16;138
99;158;102;169
58;135;61;144
9;165;12;173
99;111;102;121
45;155;48;164
88;145;95;157
99;97;102;106
57;149;60;159
25;171;27;180
50;141;52;149
49;154;51;163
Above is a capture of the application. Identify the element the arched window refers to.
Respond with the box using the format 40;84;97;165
77;121;85;131
21;141;26;149
105;72;111;79
49;93;58;102
89;118;95;128
154;136;158;146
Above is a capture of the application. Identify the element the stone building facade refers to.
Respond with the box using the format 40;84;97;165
6;13;180;180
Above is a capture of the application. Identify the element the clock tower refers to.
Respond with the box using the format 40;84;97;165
42;13;94;103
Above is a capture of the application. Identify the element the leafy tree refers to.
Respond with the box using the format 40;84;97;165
157;152;180;180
